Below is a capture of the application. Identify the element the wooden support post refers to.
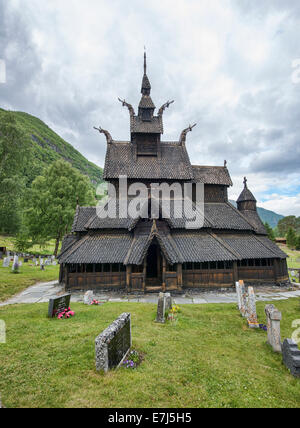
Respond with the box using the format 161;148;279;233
233;261;238;285
177;263;183;290
273;259;279;283
126;265;132;292
143;258;147;292
162;256;166;292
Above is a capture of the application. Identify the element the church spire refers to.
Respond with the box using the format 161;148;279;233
237;177;257;211
141;51;152;96
139;51;155;120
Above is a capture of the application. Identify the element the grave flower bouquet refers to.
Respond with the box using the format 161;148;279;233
122;350;140;370
90;299;101;305
167;305;181;323
57;307;75;319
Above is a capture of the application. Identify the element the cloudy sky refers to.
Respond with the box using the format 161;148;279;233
1;0;300;216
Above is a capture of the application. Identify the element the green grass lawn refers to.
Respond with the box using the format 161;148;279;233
0;234;59;256
0;263;59;302
281;245;300;269
0;299;299;408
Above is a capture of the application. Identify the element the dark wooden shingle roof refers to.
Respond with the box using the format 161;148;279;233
192;166;233;186
103;141;193;180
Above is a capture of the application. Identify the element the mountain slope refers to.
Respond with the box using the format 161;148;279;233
0;108;103;186
229;200;284;228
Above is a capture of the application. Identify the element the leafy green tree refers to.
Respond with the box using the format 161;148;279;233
0;112;31;233
264;222;275;241
286;227;297;249
24;160;96;256
296;236;300;251
278;216;299;236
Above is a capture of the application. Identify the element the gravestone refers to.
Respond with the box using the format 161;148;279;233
84;290;94;305
235;281;242;312
239;280;248;318
156;292;166;323
52;261;57;266
165;293;173;311
12;255;19;272
2;258;9;268
247;287;259;328
282;339;300;378
95;313;131;372
265;304;282;353
48;294;71;318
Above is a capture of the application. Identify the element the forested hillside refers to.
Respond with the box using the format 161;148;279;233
0;108;103;186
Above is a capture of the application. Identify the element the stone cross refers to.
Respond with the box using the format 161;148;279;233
247;286;259;328
265;304;282;353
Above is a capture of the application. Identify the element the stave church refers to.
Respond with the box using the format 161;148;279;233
58;54;288;292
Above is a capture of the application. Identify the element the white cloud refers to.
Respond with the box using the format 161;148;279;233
1;0;300;216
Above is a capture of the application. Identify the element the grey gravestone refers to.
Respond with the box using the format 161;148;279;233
282;339;300;378
12;255;19;272
2;258;9;268
48;294;71;318
84;290;94;305
265;304;282;353
95;313;131;372
156;292;166;323
247;287;259;328
165;293;173;311
235;281;242;312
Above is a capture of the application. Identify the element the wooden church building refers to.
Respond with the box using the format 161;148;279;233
58;54;288;292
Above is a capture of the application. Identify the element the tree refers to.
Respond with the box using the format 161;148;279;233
278;216;299;237
264;222;275;241
286;227;297;249
0;112;31;233
296;236;300;251
24;160;96;256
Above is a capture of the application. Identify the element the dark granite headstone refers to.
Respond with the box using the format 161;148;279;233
48;294;71;318
282;339;300;378
95;313;131;372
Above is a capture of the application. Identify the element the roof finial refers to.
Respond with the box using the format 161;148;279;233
179;123;197;145
93;126;113;144
144;47;147;75
243;177;248;188
224;160;227;167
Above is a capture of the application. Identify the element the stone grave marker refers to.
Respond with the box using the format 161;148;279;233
156;292;166;323
84;290;94;305
2;258;9;268
95;313;131;372
265;304;282;353
165;293;173;311
48;294;71;318
247;286;259;328
239;280;248;318
282;339;300;378
12;255;19;272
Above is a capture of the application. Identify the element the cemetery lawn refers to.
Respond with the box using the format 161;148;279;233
0;264;59;302
280;245;300;269
0;234;59;256
0;299;299;408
